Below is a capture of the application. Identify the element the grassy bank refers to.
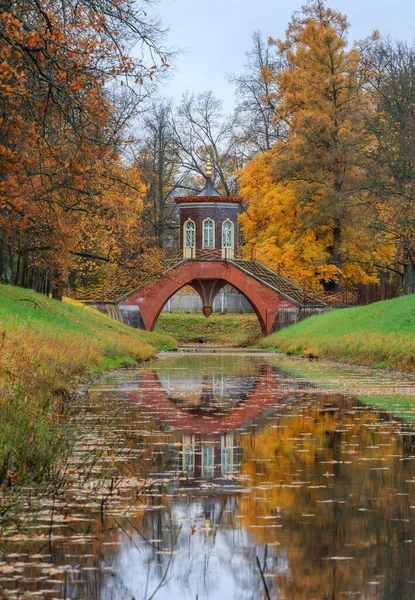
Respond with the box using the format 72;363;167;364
0;284;176;488
257;295;415;372
155;312;262;345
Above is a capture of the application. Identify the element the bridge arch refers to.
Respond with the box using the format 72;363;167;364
119;261;297;334
158;277;263;330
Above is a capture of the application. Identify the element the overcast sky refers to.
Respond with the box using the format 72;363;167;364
155;0;415;112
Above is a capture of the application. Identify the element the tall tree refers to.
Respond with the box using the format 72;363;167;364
133;100;181;250
0;0;170;293
365;40;415;294
171;91;241;196
68;163;165;290
240;0;380;289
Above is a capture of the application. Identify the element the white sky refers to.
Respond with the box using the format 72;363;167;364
155;0;415;112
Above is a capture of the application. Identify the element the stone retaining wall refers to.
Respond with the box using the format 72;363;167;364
271;306;331;332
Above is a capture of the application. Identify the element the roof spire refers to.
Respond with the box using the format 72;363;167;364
206;158;212;178
193;157;220;197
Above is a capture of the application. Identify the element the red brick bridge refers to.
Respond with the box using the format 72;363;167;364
68;166;325;333
118;257;322;334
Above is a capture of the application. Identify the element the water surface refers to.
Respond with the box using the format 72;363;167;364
1;351;415;600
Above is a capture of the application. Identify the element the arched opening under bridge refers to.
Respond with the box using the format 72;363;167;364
161;283;254;315
118;260;299;335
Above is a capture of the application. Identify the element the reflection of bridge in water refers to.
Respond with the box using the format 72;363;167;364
124;363;312;483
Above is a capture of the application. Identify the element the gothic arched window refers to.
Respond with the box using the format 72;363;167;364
203;218;215;249
222;219;234;258
184;219;195;258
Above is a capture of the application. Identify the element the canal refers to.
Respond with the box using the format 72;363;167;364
1;350;415;599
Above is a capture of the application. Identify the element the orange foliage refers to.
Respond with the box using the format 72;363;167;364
239;1;393;288
0;0;167;293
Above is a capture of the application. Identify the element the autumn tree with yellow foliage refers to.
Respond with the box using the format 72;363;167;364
239;0;392;290
69;164;165;290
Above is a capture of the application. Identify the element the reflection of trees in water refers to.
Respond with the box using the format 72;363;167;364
132;370;414;598
8;361;415;600
88;498;263;600
86;389;415;599
403;430;415;457
237;394;415;600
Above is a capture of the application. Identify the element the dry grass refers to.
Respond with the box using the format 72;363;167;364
0;284;176;486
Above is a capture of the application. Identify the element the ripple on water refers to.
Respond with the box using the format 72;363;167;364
1;351;415;599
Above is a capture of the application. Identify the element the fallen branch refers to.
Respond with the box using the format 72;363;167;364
18;298;43;311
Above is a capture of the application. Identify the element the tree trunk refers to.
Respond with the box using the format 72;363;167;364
0;238;12;284
13;255;21;285
326;220;342;292
52;283;64;301
51;270;64;301
403;262;415;295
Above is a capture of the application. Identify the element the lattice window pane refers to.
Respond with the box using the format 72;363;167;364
185;221;195;247
182;435;195;475
203;219;214;248
221;433;234;476
202;445;214;479
222;221;232;248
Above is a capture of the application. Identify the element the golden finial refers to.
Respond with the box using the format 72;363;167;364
206;158;212;178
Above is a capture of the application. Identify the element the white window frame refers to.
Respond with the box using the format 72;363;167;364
222;219;234;259
221;433;234;477
183;218;196;259
201;444;215;479
182;434;195;476
202;218;215;249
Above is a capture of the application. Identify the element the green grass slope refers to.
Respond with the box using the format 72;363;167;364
257;295;415;372
0;284;176;487
155;312;262;346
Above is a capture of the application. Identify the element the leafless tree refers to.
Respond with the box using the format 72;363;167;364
365;39;415;293
133;100;183;250
171;91;241;196
229;31;285;159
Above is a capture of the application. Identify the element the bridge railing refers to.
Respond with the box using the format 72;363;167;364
183;248;235;260
65;251;184;303
64;244;398;307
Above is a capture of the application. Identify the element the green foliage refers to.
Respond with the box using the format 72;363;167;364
155;312;262;346
257;295;415;372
